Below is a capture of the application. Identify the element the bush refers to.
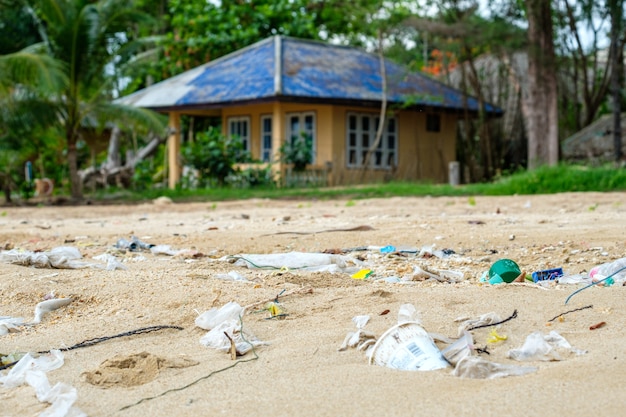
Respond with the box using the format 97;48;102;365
227;165;276;188
183;128;250;187
280;133;313;172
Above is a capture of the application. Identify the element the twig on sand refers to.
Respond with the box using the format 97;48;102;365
244;286;313;312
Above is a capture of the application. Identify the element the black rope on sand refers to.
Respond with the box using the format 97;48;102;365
547;305;593;322
467;309;518;331
0;325;183;371
119;316;259;412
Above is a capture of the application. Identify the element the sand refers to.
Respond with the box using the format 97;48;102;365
1;192;625;416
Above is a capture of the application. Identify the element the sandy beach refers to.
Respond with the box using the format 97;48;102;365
1;192;626;416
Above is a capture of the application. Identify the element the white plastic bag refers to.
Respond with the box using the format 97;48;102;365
507;331;586;362
195;301;244;330
453;356;537;379
231;252;350;272
195;302;265;355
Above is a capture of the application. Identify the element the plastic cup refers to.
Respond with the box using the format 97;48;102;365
489;259;522;283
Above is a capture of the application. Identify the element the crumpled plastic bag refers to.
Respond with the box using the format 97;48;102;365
0;246;89;269
195;302;244;330
92;253;128;271
229;252;355;273
195;302;265;355
338;315;376;353
456;312;502;337
0;316;24;335
507;330;587;362
452;356;537;379
1;298;72;337
441;331;474;366
0;350;85;417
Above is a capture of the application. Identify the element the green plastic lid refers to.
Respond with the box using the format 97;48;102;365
489;259;522;283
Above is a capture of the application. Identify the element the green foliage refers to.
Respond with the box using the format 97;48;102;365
153;0;324;80
94;164;626;204
182;127;250;187
0;0;40;54
483;164;626;195
227;165;276;189
280;133;313;172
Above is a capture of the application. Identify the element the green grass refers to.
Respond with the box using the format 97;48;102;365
87;164;626;203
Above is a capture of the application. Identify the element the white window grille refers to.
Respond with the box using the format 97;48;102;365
346;113;397;169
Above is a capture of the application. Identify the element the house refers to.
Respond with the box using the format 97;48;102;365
116;36;502;188
562;113;626;163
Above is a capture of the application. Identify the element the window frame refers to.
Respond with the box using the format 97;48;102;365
426;113;441;133
346;112;398;169
227;115;251;152
260;114;273;162
285;111;316;164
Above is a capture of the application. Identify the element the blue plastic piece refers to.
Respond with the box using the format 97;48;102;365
380;245;396;253
532;268;564;283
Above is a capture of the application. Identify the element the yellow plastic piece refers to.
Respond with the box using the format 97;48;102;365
351;269;373;280
486;329;508;344
266;302;283;317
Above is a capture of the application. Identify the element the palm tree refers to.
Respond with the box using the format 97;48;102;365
0;48;66;202
29;0;165;200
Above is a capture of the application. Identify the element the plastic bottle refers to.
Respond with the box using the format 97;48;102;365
590;258;626;285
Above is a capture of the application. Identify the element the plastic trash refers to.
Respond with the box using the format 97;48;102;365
507;331;586;362
115;236;154;252
230;252;355;273
0;350;64;388
456;312;502;336
1;298;71;336
532;268;563;283
452;356;537;379
32;298;73;324
150;244;181;256
397;303;420;324
590;257;626;284
0;246;88;269
380;245;396;253
338;315;376;352
195;301;244;330
352;315;370;328
92;253;127;271
195;302;265;355
214;271;249;282
0;316;24;335
441;331;474;365
369;321;449;371
0;350;84;417
351;269;372;279
488;259;522;284
199;320;265;355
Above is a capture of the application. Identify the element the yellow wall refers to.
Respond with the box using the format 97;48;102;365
219;102;457;185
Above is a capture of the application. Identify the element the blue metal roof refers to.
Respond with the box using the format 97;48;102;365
117;36;501;114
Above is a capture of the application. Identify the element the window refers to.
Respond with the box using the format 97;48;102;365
228;116;250;151
286;112;315;162
426;113;441;132
346;113;397;169
260;115;272;162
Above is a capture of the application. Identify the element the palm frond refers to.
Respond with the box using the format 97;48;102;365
85;102;167;135
0;51;67;94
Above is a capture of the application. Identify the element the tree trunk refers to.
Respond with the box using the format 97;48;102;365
609;0;623;163
360;29;387;182
67;135;83;200
104;125;122;171
523;0;559;169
